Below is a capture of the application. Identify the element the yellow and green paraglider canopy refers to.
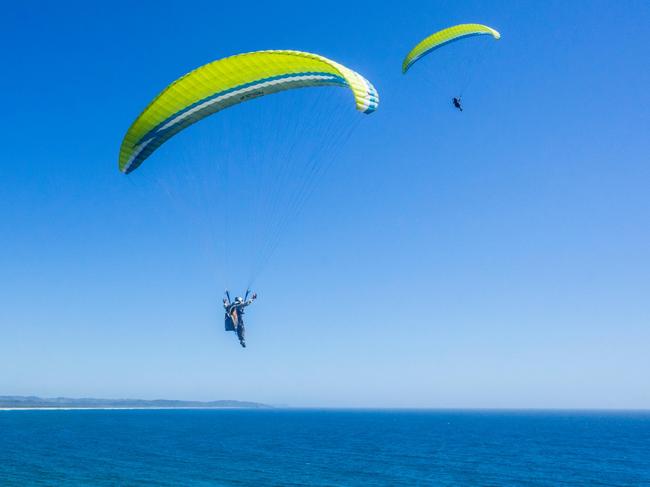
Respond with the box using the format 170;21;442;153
119;50;379;174
402;24;501;74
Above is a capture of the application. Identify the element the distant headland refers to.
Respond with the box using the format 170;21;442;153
0;396;271;410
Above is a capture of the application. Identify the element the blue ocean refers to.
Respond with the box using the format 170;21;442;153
1;409;649;486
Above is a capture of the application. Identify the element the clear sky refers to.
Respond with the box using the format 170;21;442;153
1;0;649;408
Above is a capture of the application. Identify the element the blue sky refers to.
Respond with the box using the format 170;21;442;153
1;0;649;408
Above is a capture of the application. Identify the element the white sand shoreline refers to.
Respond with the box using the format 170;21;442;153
0;407;260;411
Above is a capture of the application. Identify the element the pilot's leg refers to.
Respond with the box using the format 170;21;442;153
237;322;246;347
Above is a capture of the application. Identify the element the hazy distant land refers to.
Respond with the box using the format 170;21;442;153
0;396;271;410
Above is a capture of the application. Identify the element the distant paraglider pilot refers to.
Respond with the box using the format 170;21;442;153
223;291;257;348
452;97;463;112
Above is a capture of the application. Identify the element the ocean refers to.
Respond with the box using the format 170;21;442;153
1;409;649;486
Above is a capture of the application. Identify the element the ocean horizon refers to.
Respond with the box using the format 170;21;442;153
1;409;649;485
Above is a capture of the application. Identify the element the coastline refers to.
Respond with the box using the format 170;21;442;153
0;407;260;411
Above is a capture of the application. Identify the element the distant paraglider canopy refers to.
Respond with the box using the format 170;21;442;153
402;24;501;74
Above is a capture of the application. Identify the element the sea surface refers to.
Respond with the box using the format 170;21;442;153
1;409;649;486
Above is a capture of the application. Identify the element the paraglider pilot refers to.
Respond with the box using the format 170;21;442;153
452;97;463;111
223;290;257;348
